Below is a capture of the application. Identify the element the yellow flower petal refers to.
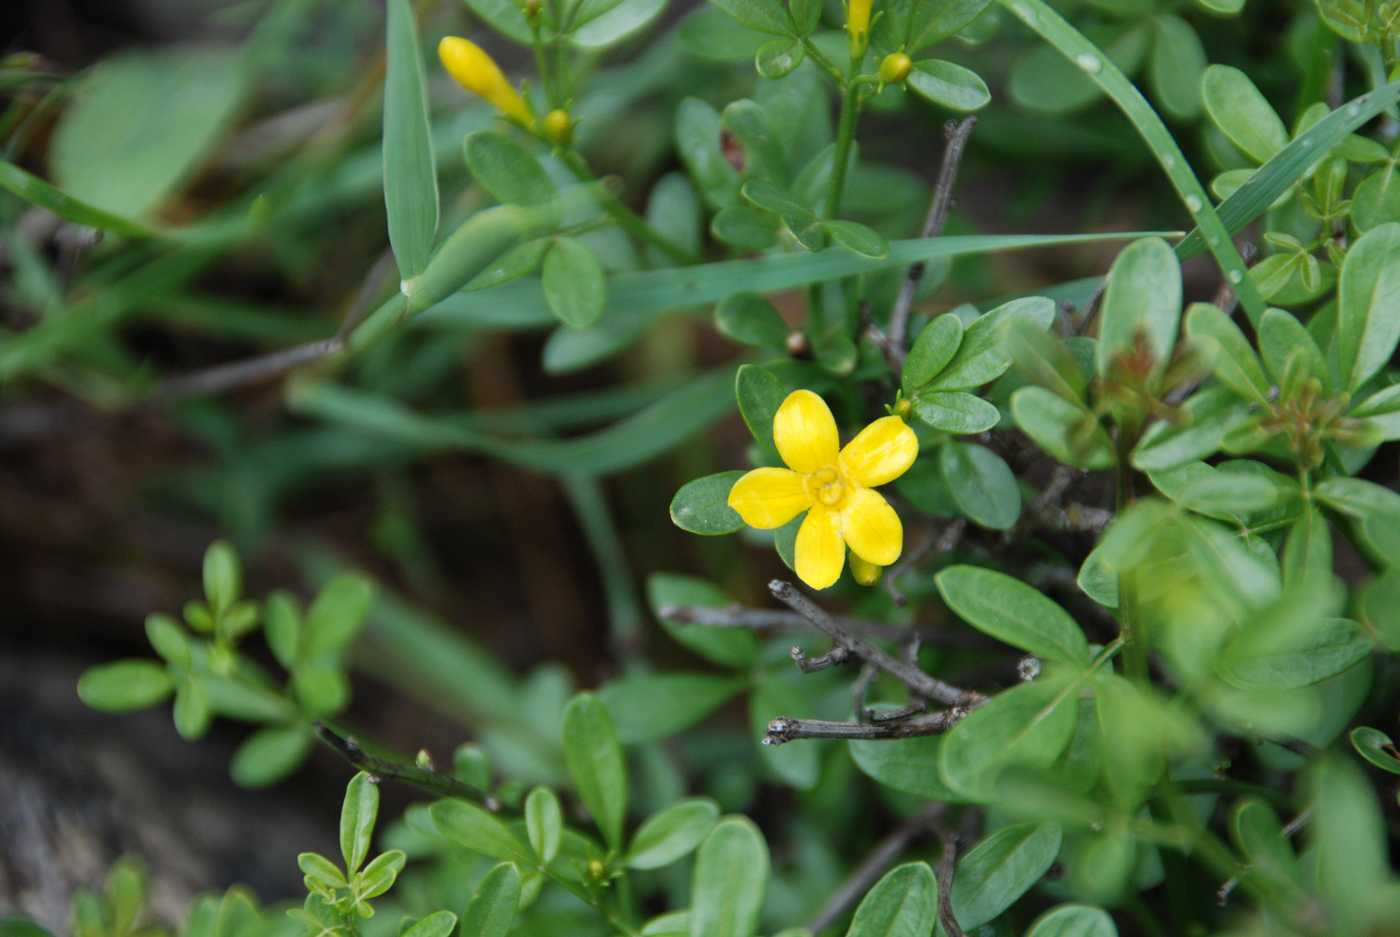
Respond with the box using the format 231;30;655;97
774;390;839;475
795;503;845;590
842;488;903;566
840;415;918;488
727;467;813;530
438;37;534;127
849;552;882;586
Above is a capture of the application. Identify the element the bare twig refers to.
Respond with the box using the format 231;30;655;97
937;828;966;937
763;709;966;745
882;117;977;369
770;580;983;707
314;722;500;810
805;804;946;933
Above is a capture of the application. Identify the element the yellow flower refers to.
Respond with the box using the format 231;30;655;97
438;37;534;129
846;0;872;57
728;390;917;590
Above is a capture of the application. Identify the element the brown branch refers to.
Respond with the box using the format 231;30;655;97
769;579;983;707
314;722;500;810
882;117;977;370
805;804;946;933
763;709;965;745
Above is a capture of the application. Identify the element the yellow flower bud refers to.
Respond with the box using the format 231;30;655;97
846;0;872;57
543;108;573;145
438;36;534;128
879;52;912;85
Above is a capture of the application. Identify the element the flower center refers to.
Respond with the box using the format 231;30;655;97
810;466;846;507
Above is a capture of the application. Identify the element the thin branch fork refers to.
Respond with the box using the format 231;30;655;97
881;116;978;370
768;579;984;708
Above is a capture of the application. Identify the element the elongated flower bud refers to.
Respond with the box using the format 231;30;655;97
438;36;534;128
846;0;872;57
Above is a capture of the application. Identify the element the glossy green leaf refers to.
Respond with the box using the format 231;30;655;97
384;0;439;278
50;47;244;219
845;862;938;937
598;672;744;744
1336;223;1400;393
1201;64;1288;163
627;798;721;869
671;471;746;536
562;693;628;849
463;863;522;937
77;660;175;711
939;442;1021;530
951;822;1062;930
689;818;769;937
937;565;1089;664
911;391;999;434
907;60;991;113
902;312;964;394
543;237;607;328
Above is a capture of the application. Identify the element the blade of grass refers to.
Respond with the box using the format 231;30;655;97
999;0;1265;324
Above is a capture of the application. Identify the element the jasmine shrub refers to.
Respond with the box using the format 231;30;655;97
4;0;1400;936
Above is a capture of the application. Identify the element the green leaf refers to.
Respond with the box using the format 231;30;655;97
203;540;241;616
671;471;746;536
401;911;460;937
939;677;1080;800
845;862;938;937
1011;386;1115;470
341;771;380;874
715;294;790;349
907;60;991;113
357;849;405;900
264;591;302;670
1025;904;1117;937
598;673;744;744
543;237;607;328
712;205;781;251
849;735;961;801
1201;64;1288;163
911;392;999;434
707;0;794;35
229;724;313;788
562;693;628;849
525;788;563;863
431;799;535;864
936;566;1090;664
462;863;522;937
463;131;554;207
1098;238;1181;379
823;220;890;259
929;297;1056;391
902;312;964;394
50;46;244;218
384;0;439;279
298;852;347;890
304;574;375;659
756;37;805;79
626;798;721;869
77;660;174;711
939;442;1021;530
1336;223;1400;393
735;363;786;450
951;822;1062;930
689;818;769;937
1147;15;1205;121
145;614;190;667
1350;726;1400;775
647;573;757;668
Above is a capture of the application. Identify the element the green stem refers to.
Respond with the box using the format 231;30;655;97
824;69;862;220
560;150;699;265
